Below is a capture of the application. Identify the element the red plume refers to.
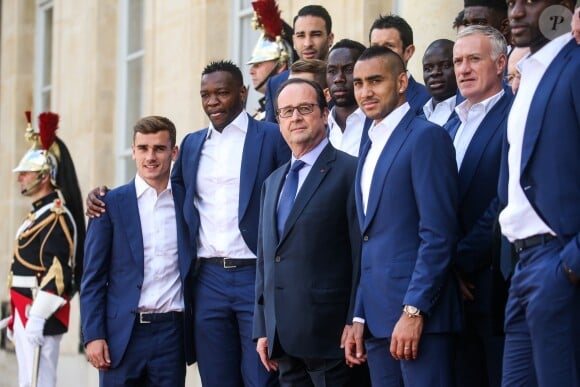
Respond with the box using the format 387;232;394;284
252;0;283;41
38;112;59;151
25;111;32;125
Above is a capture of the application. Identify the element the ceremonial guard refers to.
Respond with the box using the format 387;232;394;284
247;0;295;120
7;111;85;387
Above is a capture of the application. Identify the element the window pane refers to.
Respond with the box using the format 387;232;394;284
41;90;51;112
42;8;53;88
241;0;253;10
127;0;143;53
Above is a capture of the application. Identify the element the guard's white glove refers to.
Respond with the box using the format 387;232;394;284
7;327;13;342
25;315;46;346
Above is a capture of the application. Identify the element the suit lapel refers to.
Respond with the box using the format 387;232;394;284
459;89;512;199
119;182;145;273
279;145;335;244
358;118;373;156
239;115;264;220
267;165;288;245
356;141;371;230
363;111;415;231
521;41;573;174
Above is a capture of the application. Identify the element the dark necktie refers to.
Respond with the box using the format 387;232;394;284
277;160;306;238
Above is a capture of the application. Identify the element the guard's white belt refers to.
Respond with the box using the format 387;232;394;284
11;275;38;289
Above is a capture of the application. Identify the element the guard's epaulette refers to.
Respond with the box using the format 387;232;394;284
50;198;65;215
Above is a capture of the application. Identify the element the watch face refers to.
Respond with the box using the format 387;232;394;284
405;305;419;315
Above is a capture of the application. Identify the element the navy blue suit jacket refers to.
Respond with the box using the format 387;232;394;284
254;144;360;359
455;88;514;315
407;75;431;116
171;113;291;256
499;39;580;275
264;70;290;123
354;109;462;338
81;181;196;367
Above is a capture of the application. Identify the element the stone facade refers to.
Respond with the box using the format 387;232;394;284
0;0;461;384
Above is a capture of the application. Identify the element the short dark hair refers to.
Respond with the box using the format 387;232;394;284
133;116;177;148
202;60;244;87
453;9;465;30
293;5;332;34
369;14;414;49
274;78;328;113
358;45;406;76
330;39;366;59
290;59;328;89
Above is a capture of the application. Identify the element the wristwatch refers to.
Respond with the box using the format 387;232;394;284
403;305;423;318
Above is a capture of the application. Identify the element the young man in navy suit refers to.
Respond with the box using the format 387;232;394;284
368;14;430;115
452;25;513;387
171;61;289;387
254;77;368;386
498;1;580;385
344;45;461;387
81;116;195;386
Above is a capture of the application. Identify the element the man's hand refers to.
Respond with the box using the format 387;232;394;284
456;271;475;301
390;313;423;361
256;337;278;372
85;186;109;218
86;339;111;371
24;315;45;346
344;322;367;366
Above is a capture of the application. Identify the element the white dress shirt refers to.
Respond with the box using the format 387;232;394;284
361;103;410;214
498;34;571;241
135;174;183;312
195;111;256;259
327;107;366;156
453;90;504;169
422;95;457;126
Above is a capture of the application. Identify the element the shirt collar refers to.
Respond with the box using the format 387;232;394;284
370;102;410;136
328;106;366;129
206;111;248;139
518;33;572;72
135;173;171;198
292;138;329;167
455;89;504;124
423;95;456;117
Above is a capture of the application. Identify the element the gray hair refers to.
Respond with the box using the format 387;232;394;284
457;25;507;60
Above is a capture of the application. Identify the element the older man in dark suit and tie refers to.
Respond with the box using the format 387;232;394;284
254;78;368;386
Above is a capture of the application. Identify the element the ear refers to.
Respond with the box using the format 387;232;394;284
496;53;507;76
327;32;335;48
171;146;179;162
403;44;415;65
323;87;331;103
131;144;137;160
398;71;409;95
322;106;329;126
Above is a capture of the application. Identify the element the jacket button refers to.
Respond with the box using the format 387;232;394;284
363;235;369;241
275;256;281;263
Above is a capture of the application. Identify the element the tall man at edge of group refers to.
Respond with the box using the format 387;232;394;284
344;45;461;386
81;116;195;386
263;5;334;123
368;14;430;115
254;78;367;386
497;0;580;386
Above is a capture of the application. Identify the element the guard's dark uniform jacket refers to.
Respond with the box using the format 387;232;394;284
8;190;76;335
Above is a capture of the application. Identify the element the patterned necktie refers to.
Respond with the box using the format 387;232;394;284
277;160;306;238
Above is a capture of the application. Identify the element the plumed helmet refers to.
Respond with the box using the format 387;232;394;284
13;112;60;184
247;0;296;67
